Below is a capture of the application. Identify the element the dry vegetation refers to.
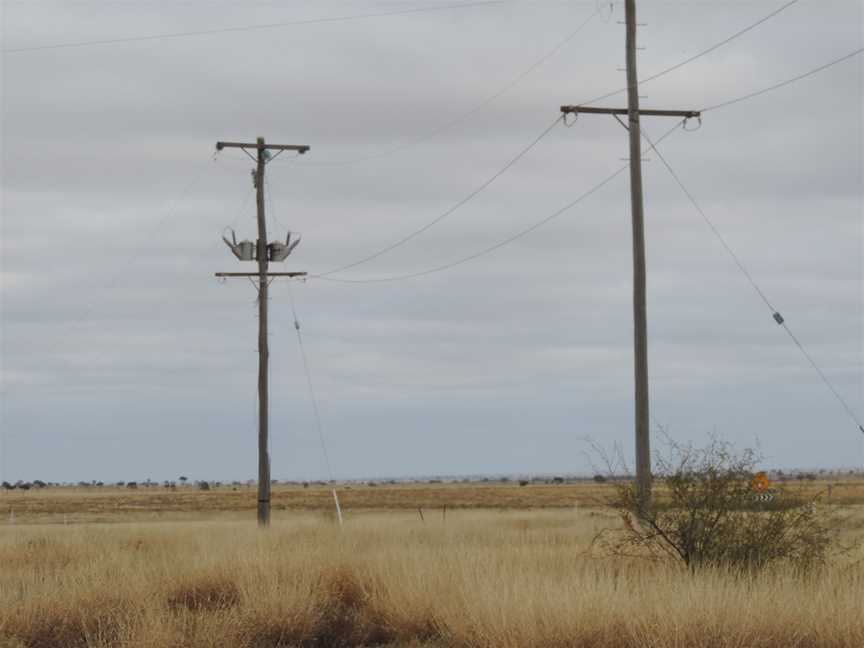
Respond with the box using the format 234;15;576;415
0;482;618;525
1;485;863;647
3;478;862;525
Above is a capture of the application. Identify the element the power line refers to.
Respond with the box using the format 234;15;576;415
309;0;805;276
309;0;792;167
273;32;858;293
315;120;683;284
309;6;601;168
640;128;864;435
314;114;565;277
321;45;864;284
2;1;508;53
701;47;864;112
579;0;801;106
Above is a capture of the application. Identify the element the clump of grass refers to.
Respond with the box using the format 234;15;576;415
2;593;135;648
235;611;316;648
308;565;394;647
165;573;241;612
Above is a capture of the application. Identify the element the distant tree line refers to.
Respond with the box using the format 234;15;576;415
2;468;861;494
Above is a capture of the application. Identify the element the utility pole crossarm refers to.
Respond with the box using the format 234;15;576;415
216;141;310;153
215;272;308;278
561;106;700;119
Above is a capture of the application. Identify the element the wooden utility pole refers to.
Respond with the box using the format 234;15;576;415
561;0;700;509
215;137;309;526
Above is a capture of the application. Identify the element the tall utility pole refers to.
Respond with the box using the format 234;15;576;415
560;0;700;509
215;137;309;526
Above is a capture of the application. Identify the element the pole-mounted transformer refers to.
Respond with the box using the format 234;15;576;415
223;229;301;262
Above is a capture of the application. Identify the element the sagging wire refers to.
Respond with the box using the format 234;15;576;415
312;113;565;278
314;120;683;284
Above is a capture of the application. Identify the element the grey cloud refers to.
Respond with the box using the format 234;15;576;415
2;0;862;483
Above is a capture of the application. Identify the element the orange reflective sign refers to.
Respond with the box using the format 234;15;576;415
751;472;770;493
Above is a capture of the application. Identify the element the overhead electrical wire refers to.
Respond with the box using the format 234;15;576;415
701;46;864;112
10;4;603;175
210;7;604;266
640;130;864;435
577;0;801;107
309;5;602;167
314;114;565;278
1;1;508;53
271;0;793;174
318;36;864;284
310;1;809;275
312;120;684;284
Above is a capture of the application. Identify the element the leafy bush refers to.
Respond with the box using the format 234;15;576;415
600;438;836;573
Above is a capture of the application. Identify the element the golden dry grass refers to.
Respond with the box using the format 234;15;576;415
1;506;862;648
0;482;614;525
3;478;860;525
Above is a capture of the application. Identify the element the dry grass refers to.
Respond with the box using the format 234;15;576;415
1;507;862;648
0;482;616;524
3;478;860;525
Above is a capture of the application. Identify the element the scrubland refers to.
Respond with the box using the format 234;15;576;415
1;496;863;648
0;482;621;524
4;478;861;524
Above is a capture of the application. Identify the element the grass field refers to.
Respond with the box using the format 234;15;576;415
1;482;863;647
2;478;862;524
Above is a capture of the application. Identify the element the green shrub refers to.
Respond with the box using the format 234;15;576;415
601;438;835;573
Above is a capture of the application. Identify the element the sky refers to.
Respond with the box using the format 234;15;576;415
1;0;862;484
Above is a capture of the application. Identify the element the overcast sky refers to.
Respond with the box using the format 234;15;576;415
1;1;862;483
